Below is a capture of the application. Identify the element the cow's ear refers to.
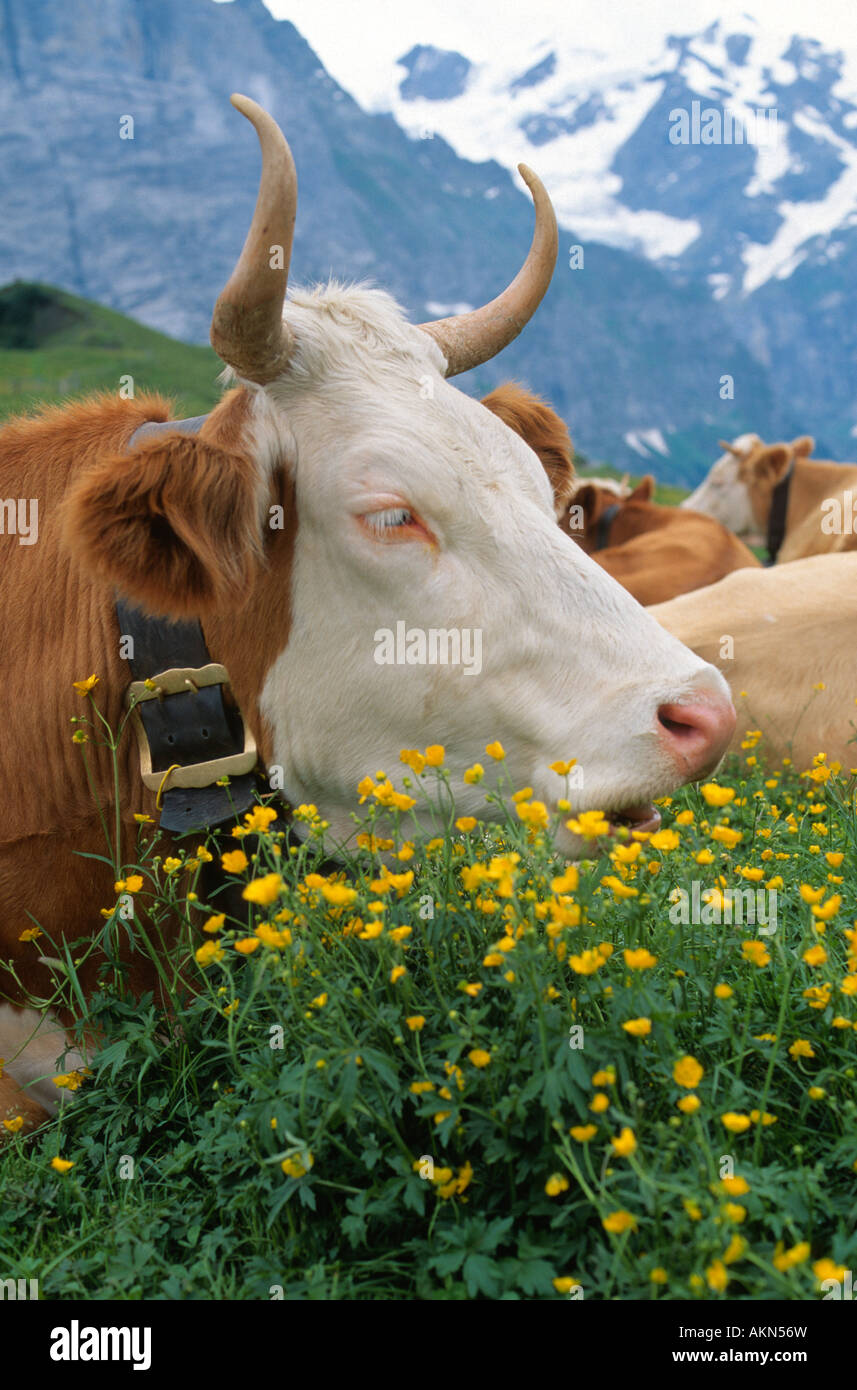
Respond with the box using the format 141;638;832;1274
480;383;575;515
791;435;814;458
63;432;266;618
630;475;655;502
752;445;791;481
570;483;599;522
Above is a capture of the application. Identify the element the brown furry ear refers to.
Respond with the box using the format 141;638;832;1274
569;483;599;523
750;445;791;481
630;475;655;502
481;382;575;514
63;432;265;618
791;435;814;458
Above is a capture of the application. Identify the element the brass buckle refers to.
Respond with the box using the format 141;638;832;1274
127;663;258;793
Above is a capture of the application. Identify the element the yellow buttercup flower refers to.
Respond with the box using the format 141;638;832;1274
673;1055;704;1089
602;1210;637;1234
50;1156;75;1173
741;940;770;967
706;1260;729;1292
281;1153;314;1179
803;944;827;966
545;1173;569;1197
811;895;841;921
242;873;284;906
485;741;505;760
221;850;249;874
701;783;735;807
195;939;224;966
242;805;279;834
568;950;605;976
799;883;825;905
720;1112;751;1134
468;1049;491;1068
720;1176;750;1196
624;948;657;970
622;1017;651;1038
773;1241;810;1272
611;1127;637;1157
424;744;445;767
399;749;426;775
73;674;99;697
406;1015;426;1032
711;825;742;848
570;1124;597;1142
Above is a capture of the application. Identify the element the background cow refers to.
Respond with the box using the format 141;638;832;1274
563;476;761;604
683;434;857;563
481;391;761;606
651;553;857;769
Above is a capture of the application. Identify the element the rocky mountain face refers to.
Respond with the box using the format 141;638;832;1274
0;0;819;479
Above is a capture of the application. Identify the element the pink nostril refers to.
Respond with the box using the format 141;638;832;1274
657;698;736;778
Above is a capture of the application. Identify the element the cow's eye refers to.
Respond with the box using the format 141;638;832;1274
362;506;414;535
359;506;435;545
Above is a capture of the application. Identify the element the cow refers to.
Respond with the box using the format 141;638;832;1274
565;474;760;605
682;434;857;563
650;553;857;769
479;398;760;605
0;95;734;1130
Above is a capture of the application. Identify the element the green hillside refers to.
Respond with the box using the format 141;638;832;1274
0;282;222;422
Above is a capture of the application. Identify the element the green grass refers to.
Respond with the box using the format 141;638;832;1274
0;282;222;422
1;698;855;1301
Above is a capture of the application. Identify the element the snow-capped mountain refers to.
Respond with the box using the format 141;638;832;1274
385;18;857;286
378;17;857;457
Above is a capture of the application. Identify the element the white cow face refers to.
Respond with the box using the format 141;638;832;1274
682;435;761;534
250;287;735;856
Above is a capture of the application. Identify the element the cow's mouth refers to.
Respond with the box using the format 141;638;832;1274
608;802;661;837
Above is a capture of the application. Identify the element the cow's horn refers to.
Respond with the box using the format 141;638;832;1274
419;164;558;377
210;94;296;384
718;439;744;457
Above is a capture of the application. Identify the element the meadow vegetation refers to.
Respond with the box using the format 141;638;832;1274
1;690;855;1301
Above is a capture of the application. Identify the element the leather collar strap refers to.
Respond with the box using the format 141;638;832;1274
119;413;260;835
115;596;260;834
765;457;794;566
595;501;620;551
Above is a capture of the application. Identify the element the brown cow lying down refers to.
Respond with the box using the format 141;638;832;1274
651;552;857;770
683;434;857;564
480;391;761;606
566;475;760;606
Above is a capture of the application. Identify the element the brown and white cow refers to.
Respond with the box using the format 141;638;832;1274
0;96;734;1127
651;553;857;769
565;475;761;604
683;434;857;563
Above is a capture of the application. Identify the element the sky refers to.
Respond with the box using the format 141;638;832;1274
234;0;857;109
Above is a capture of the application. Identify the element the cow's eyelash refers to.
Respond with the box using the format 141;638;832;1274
362;507;415;535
